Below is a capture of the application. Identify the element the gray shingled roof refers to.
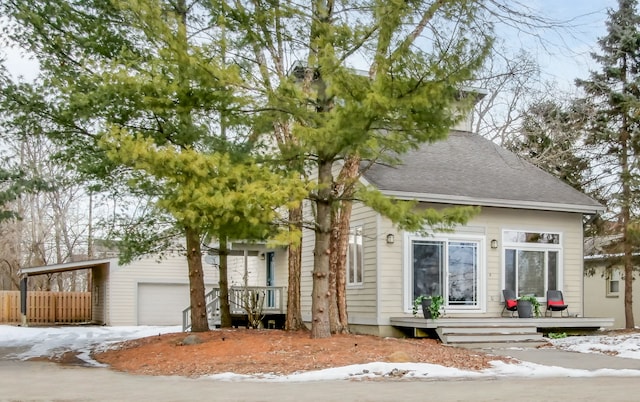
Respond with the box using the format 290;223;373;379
362;131;603;214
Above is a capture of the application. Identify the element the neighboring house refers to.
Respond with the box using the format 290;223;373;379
583;235;640;328
298;130;605;337
19;244;282;326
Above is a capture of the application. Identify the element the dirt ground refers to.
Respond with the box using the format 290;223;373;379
91;328;516;377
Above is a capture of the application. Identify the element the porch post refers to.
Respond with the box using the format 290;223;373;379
20;276;27;327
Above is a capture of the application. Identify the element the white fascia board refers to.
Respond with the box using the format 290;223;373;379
19;258;115;276
379;190;605;215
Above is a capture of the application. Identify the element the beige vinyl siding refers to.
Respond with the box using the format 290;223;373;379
584;262;640;328
300;199;316;321
478;207;585;317
272;248;289;291
377;214;404;320
300;200;379;325
376;205;586;324
344;204;380;325
108;252;250;326
92;264;110;325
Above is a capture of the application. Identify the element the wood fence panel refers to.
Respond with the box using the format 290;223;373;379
0;291;91;324
57;292;91;323
0;292;20;323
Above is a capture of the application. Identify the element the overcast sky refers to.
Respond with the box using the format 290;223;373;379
524;0;617;89
0;1;620;91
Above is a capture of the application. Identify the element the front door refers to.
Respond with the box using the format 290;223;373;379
412;239;481;310
266;252;275;308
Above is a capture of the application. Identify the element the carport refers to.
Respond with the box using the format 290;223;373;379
18;258;114;325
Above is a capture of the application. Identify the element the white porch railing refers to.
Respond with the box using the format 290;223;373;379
182;286;286;332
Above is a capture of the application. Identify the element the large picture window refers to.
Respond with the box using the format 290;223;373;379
503;230;561;298
411;237;481;309
348;226;363;285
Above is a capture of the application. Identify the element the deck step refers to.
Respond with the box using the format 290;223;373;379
437;326;537;335
439;332;544;343
435;325;544;348
453;340;550;349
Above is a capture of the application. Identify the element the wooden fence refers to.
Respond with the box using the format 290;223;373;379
0;291;92;324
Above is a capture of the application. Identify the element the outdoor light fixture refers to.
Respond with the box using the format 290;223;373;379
259;253;265;260
386;234;395;244
491;239;498;249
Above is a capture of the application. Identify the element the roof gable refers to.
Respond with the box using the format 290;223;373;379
362;131;603;214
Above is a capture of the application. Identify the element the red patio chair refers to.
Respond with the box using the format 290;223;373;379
502;289;518;317
545;290;569;317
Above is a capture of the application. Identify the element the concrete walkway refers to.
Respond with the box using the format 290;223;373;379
481;346;640;371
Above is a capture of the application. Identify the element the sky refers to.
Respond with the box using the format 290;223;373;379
1;325;639;381
0;1;621;90
518;0;618;89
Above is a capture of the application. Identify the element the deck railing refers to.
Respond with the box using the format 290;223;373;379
182;286;286;331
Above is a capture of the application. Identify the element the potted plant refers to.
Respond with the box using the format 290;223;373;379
517;295;541;318
412;295;444;320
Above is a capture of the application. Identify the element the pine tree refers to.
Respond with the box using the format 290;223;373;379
510;99;590;192
223;0;492;337
575;0;640;329
1;0;306;331
3;0;492;338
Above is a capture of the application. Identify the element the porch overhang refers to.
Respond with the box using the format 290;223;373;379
18;258;114;276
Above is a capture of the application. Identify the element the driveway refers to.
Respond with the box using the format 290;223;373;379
1;325;640;401
1;358;640;402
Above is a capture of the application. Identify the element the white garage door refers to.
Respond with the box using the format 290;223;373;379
137;283;190;326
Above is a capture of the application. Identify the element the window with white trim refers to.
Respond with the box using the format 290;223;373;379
410;235;482;309
607;269;621;297
503;230;562;298
348;226;363;285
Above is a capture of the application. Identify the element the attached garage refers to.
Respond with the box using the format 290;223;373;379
19;243;271;327
19;254;220;327
137;283;190;326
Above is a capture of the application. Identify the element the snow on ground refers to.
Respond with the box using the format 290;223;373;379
0;325;639;381
549;332;640;360
0;325;180;367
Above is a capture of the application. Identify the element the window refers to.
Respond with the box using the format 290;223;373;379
348;226;363;285
607;269;621;297
503;230;562;298
410;236;482;309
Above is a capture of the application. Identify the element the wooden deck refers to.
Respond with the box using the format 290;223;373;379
390;316;615;330
390;316;615;348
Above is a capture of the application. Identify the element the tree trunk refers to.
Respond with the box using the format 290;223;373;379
186;227;209;332
311;160;333;338
621;137;635;329
329;199;352;334
329;155;360;333
619;58;635;329
285;205;306;331
218;237;232;327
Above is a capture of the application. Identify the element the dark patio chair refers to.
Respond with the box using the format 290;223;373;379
545;290;569;317
502;289;518;317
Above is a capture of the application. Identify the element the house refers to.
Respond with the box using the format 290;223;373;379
297;130;606;337
17;133;609;337
18;244;280;326
583;235;640;328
